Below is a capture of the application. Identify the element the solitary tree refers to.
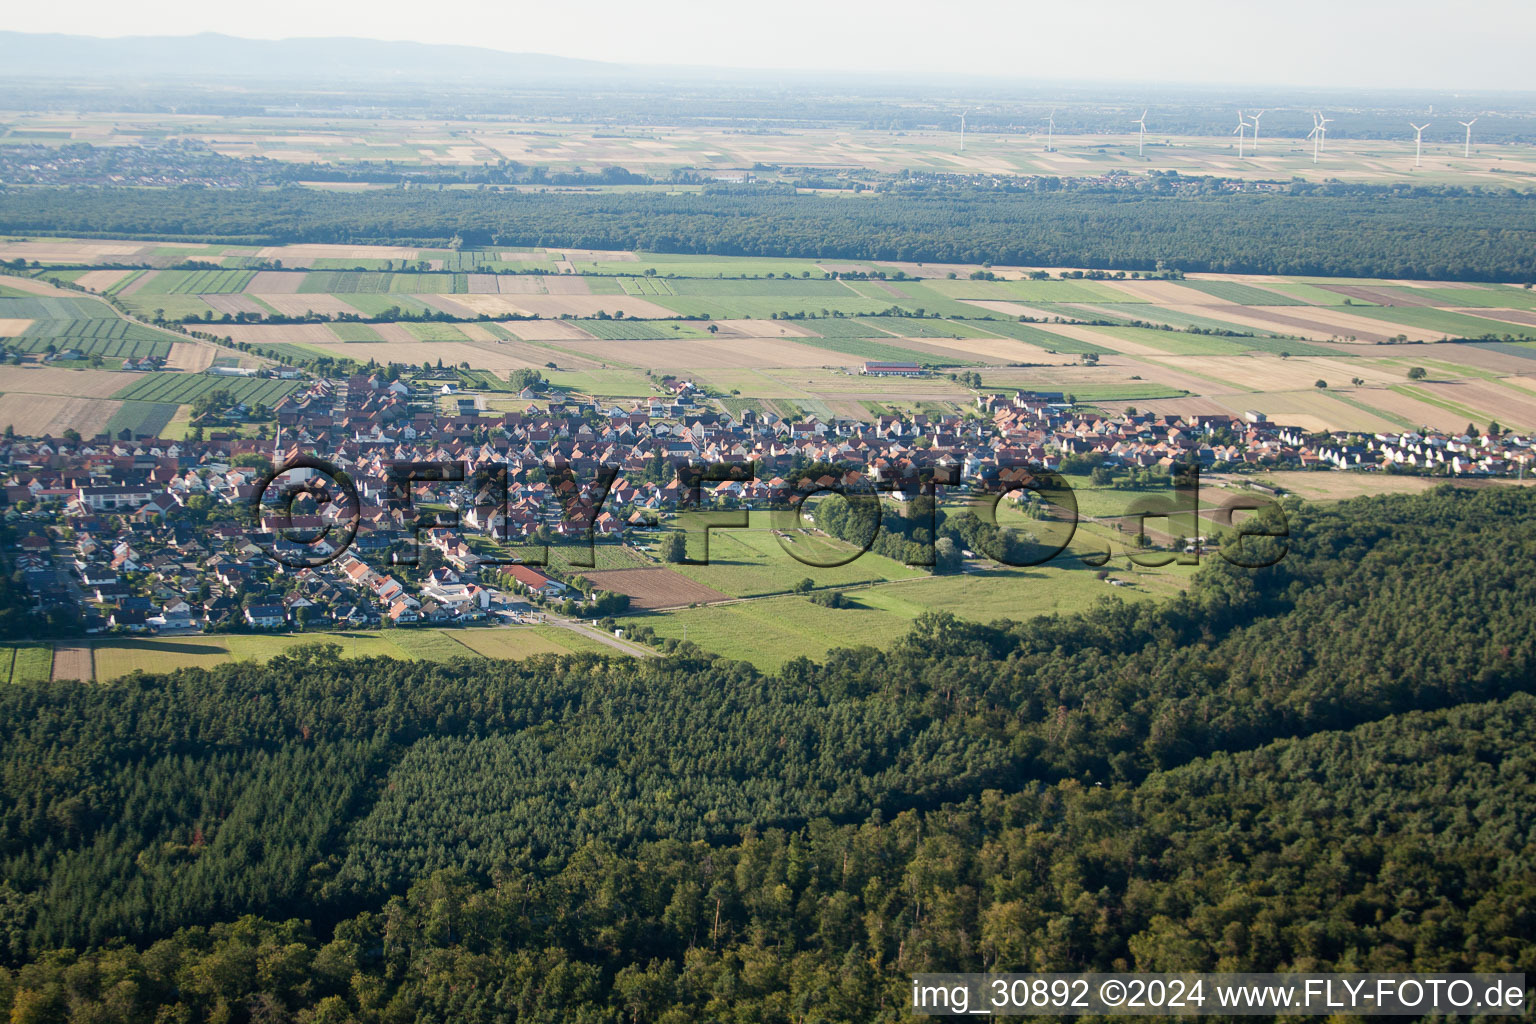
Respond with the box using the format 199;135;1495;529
1408;367;1428;380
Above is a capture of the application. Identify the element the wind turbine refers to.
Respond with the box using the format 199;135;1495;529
1248;109;1266;150
1233;110;1249;159
957;108;970;152
1045;108;1056;152
1315;112;1333;152
1410;121;1431;168
1134;109;1148;156
1459;117;1478;158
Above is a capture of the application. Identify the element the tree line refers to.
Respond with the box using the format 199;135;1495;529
1;185;1533;280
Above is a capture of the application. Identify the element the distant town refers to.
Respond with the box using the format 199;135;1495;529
4;365;1531;638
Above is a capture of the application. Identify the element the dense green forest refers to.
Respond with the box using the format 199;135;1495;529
0;486;1533;1021
2;185;1533;279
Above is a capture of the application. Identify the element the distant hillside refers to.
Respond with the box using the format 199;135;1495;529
0;31;621;82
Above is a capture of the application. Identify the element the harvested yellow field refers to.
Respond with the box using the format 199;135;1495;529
0;367;129;397
567;337;834;368
713;318;817;338
75;269;132;292
1128;396;1242;418
248;271;303;292
418;295;481;317
0;275;77;297
1037;324;1169;355
0;394;121;436
1217;304;1410;343
1169;355;1390;392
255;243;421;262
1102;279;1210;304
165;342;216;372
0;318;34;336
255;293;366;317
1352;387;1471;432
1419;379;1536;429
426;294;532;317
905;333;1072;364
1232;389;1397;433
0;240;147;262
1204;471;1477;501
504;320;595;341
201;295;269;317
554;249;637;262
489;276;549;294
957;299;1071;320
454;323;499;343
540;276;594;295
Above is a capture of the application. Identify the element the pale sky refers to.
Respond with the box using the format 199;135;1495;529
8;0;1534;91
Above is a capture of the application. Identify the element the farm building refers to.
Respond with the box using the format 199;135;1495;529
861;361;925;377
505;564;567;598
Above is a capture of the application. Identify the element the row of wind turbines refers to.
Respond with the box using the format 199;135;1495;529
1210;109;1474;167
960;108;1486;167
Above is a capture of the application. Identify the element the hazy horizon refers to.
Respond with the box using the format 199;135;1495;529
5;0;1534;92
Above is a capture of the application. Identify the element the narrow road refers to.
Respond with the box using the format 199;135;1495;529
547;618;657;658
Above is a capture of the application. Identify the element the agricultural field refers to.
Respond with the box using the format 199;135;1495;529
622;554;1193;670
0;393;122;437
104;401;180;438
0;643;54;684
573;319;709;340
133;269;257;295
66;625;615;682
450;626;613;658
657;517;927;598
87;633;407;679
111;372;301;407
12;245;1536;438
11;317;175;360
620;592;909;671
580;567;732;609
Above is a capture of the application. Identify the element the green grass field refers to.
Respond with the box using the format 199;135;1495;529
134;269;256;296
298;271;465;294
798;318;892;338
104;401;180;438
573;319;709;340
857;316;998;339
790;333;957;364
329;322;385;342
401;321;471;342
1;644;53;684
1086;325;1256;356
111;373;300;406
926;278;1139;303
979;320;1113;354
15;318;173;360
623;555;1191;670
90;632;407;680
661;519;927;598
1174;280;1307;305
1346;306;1536;340
452;626;613;658
83;625;614;681
621;593;907;671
